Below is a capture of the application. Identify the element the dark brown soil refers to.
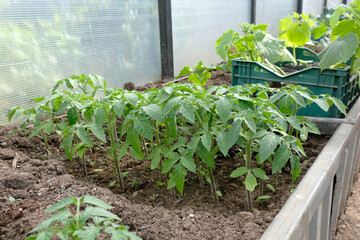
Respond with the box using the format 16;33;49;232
0;122;330;240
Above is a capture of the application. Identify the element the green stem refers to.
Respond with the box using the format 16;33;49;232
82;151;87;178
195;152;204;188
259;164;264;196
41;129;50;159
245;140;253;210
141;136;148;156
350;51;357;74
108;116;124;190
288;104;298;135
155;121;163;181
208;166;218;203
293;45;296;64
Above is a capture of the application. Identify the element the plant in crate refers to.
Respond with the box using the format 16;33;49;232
26;195;141;240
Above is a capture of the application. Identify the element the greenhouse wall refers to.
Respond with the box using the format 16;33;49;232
171;0;251;75
303;0;326;15
255;0;297;36
0;0;161;124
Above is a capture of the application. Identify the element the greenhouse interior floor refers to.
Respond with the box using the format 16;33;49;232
334;172;360;239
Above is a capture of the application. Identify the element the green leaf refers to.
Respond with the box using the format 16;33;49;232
170;164;187;194
216;29;234;60
35;231;53;240
74;225;101;240
272;145;291;174
45;197;75;213
256;195;270;201
83;206;120;220
319;33;359;70
77;127;93;147
88;125;106;142
230;167;248;178
332;19;357;39
134;114;153;141
161;153;180;174
112;100;126;119
252;168;269;180
286;116;302;131
313;23;327;39
30;209;72;233
329;96;347;115
266;184;276;192
45;121;54;135
180;104;195;124
124;93;139;106
330;7;344;28
83;196;113;209
216;97;232;123
278;96;293;115
256;34;283;63
259;133;279;163
197;142;215;169
312;98;329;112
56;101;70;114
287;21;311;46
67;107;78;126
290;155;301;183
188;73;201;86
149;146;162;170
244;116;256;133
290;91;306;107
94;108;106;129
176;66;192;78
143;104;163;123
30;124;46;138
244;172;257;192
180;156;196;173
201;132;212;151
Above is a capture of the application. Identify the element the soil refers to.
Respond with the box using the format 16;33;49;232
0;122;330;240
334;173;360;240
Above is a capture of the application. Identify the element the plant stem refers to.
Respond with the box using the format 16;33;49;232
208;166;218;203
141;136;148;156
155;121;163;181
293;45;296;64
41;129;50;159
350;52;357;74
288;104;298;135
259;164;264;196
108;116;124;190
245;140;253;210
195;152;204;188
82;151;87;178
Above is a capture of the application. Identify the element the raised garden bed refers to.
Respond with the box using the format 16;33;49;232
1;71;357;239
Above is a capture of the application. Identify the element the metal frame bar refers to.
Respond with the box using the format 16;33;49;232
261;97;360;240
343;0;347;4
324;0;328;13
158;0;174;79
250;0;256;24
297;0;303;13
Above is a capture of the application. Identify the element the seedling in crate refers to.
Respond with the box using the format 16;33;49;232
26;195;141;240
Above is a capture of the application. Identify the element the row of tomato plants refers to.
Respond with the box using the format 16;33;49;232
8;74;346;209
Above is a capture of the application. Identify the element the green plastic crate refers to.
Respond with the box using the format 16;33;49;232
231;52;359;118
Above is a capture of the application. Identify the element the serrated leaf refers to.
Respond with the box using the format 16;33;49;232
83;206;120;220
329;96;347;115
30;209;72;233
286;116;302;131
180;156;196;173
74;225;101;240
290;155;301;183
197;141;215;169
30;124;46;138
312;98;329;112
319;33;359;70
45;197;75;213
244;116;256;133
244;172;257;192
180;104;195;124
216;29;234;60
170;164;187;194
35;231;53;240
67;107;78;126
259;133;279;163
278;96;293;115
290;91;306;107
94;108;106;129
161;153;180;174
112;100;126;119
252;168;269;180
230;167;248;178
77;127;93;147
45;121;54;135
143;104;163;123
272;145;291;174
89;125;106;142
83;195;113;209
134;114;153;141
201;132;212;151
56;100;70;114
124;93;139;106
148;146;162;170
216;97;232;123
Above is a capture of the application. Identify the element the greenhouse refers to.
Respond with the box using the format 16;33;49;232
1;0;360;239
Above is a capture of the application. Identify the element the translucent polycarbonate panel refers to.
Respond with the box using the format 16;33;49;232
327;0;345;8
303;0;325;15
0;0;161;124
255;0;297;36
172;0;251;75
